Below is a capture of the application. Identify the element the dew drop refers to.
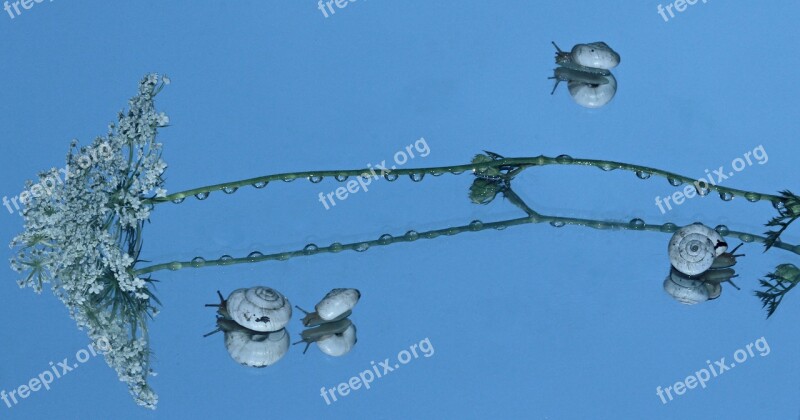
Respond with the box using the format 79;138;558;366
252;181;269;189
409;173;425;182
446;228;459;235
168;262;182;271
405;230;420;241
335;174;349;182
599;163;615;171
550;221;566;228
190;257;206;267
354;243;370;252
494;225;507;231
772;200;787;212
628;218;646;229
740;234;755;243
309;175;324;183
719;192;734;201
384;173;399;181
282;176;296;182
695;185;710;197
431;170;445;177
247;251;264;259
714;225;730;236
451;169;465;175
172;197;186;204
744;192;761;202
635;170;652;180
277;253;290;261
194;192;210;200
555;154;574;164
304;243;319;253
660;223;678;233
330;242;343;252
377;234;393;245
219;255;234;264
222;186;238;194
469;220;484;231
668;177;682;187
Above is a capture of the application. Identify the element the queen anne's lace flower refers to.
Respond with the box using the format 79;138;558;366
9;74;170;409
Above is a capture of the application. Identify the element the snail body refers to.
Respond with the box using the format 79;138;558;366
293;318;356;356
206;287;292;332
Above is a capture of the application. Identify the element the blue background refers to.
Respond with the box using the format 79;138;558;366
1;1;799;419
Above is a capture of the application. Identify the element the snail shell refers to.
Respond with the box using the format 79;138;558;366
297;288;361;327
567;73;617;109
294;318;356;356
217;319;290;368
668;224;726;276
663;268;709;305
316;288;360;321
552;41;620;72
316;323;357;357
210;287;292;332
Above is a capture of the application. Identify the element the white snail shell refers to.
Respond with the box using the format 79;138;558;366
316;323;357;357
569;42;620;70
668;224;725;276
222;322;290;368
663;268;709;305
316;288;361;322
553;41;620;72
567;73;617;109
224;287;292;332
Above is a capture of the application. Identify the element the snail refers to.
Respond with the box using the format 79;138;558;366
552;41;620;73
293;318;357;356
664;268;715;304
668;224;744;276
206;287;292;332
205;318;290;368
296;288;360;327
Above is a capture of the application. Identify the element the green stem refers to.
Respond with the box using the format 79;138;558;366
132;209;800;277
143;155;784;206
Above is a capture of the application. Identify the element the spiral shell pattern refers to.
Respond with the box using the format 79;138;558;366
668;224;718;276
227;287;292;332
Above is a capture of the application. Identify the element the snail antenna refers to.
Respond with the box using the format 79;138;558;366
726;277;741;291
292;340;312;355
551;41;564;53
203;328;222;338
548;78;562;95
205;290;225;307
294;305;311;315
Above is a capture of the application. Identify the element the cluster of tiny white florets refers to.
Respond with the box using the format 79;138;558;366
9;74;170;409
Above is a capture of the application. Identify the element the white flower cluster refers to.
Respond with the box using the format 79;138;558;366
9;74;171;409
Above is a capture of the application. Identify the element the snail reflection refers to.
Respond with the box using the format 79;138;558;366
549;41;620;109
294;288;360;357
204;287;361;367
664;224;745;305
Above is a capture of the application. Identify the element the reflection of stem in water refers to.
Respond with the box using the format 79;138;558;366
133;187;800;276
143;155;784;206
